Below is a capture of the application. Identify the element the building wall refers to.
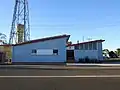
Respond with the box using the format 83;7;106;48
73;42;104;61
97;42;103;60
0;46;12;60
66;46;74;50
12;37;67;63
74;50;98;62
0;46;4;52
4;46;12;60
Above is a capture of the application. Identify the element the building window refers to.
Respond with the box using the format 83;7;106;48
37;49;53;55
85;43;88;50
53;49;58;55
75;45;79;49
79;44;83;50
32;49;37;54
31;49;58;55
83;44;85;50
89;43;92;50
93;42;97;50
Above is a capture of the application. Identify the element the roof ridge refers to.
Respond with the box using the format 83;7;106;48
13;34;70;46
67;39;105;46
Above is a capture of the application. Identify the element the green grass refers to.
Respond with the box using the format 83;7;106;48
108;58;120;60
103;58;120;63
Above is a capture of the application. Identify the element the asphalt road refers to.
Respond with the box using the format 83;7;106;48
0;65;120;90
1;66;120;76
0;77;120;90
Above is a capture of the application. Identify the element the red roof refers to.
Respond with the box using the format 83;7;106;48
0;44;12;46
67;39;105;47
13;34;70;46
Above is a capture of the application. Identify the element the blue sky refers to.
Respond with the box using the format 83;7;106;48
0;0;120;50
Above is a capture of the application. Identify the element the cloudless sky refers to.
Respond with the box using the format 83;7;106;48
0;0;120;50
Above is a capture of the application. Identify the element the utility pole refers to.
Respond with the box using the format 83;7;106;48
9;0;30;44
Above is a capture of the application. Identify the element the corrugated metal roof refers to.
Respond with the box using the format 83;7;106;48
67;39;105;47
0;44;12;46
13;34;70;46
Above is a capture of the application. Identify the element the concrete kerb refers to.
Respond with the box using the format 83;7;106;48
0;64;120;70
66;63;120;67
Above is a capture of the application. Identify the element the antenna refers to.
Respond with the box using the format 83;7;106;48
82;36;84;42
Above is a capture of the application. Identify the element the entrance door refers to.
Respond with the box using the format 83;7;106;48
67;50;75;63
0;52;6;63
0;52;2;63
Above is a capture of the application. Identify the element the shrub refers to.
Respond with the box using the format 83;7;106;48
85;56;90;63
78;58;85;63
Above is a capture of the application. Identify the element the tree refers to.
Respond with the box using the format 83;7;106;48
114;51;118;55
0;33;7;44
116;48;120;56
109;51;118;58
103;49;109;57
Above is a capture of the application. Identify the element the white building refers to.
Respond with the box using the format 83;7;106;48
67;40;105;62
12;34;70;64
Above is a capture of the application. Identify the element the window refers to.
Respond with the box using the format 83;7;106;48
93;42;97;50
75;45;79;49
85;43;88;50
83;44;85;50
37;49;53;55
89;43;92;50
80;44;83;50
32;49;37;54
31;49;58;55
53;49;58;55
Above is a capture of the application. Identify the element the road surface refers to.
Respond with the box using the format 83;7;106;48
0;65;120;90
0;77;120;90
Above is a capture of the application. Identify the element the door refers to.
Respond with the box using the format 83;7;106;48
67;50;75;63
0;52;6;63
0;52;2;63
